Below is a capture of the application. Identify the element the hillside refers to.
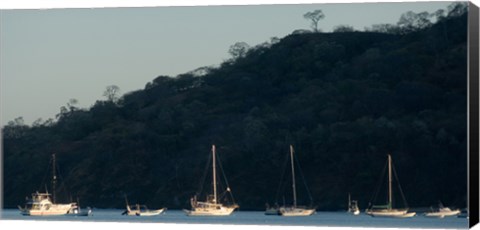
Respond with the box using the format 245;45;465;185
2;9;468;211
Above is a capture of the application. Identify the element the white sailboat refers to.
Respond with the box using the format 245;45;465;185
122;196;166;216
365;154;416;218
348;193;360;215
123;204;166;216
277;145;316;216
184;145;239;216
18;153;77;216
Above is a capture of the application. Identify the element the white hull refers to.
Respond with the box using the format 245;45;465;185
280;207;316;216
395;212;416;218
21;203;75;216
184;206;236;216
135;208;166;216
124;204;166;216
425;209;460;217
366;209;416;218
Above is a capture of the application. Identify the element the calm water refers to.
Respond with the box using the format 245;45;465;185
0;209;468;229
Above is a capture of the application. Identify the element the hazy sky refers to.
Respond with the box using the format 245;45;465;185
0;1;460;126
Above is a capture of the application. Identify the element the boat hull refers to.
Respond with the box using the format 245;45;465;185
125;208;165;216
67;207;93;217
425;209;460;217
366;209;416;218
279;207;316;216
184;206;236;216
135;208;166;216
21;204;75;216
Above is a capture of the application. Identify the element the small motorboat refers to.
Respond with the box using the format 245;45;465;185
424;202;460;218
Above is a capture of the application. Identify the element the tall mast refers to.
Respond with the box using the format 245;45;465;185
212;145;217;204
388;154;392;209
290;145;297;208
348;193;351;210
52;153;57;203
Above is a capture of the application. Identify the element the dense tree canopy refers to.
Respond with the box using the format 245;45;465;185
2;6;468;211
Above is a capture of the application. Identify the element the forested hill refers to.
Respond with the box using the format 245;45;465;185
3;8;468;211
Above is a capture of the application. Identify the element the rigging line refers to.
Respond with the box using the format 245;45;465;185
56;161;69;197
55;158;76;202
275;148;291;203
392;162;409;208
197;149;212;196
369;158;388;207
38;156;53;192
293;150;314;204
215;148;236;203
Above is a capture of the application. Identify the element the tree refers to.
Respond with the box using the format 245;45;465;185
67;98;79;111
303;10;325;32
447;2;468;17
56;98;79;120
431;9;446;22
103;85;120;103
32;118;43;127
333;25;355;33
366;23;401;34
3;117;28;138
397;11;432;34
228;42;250;60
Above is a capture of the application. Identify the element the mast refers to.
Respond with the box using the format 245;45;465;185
52;153;57;203
212;145;217;204
348;193;351;211
290;145;297;208
388;154;392;210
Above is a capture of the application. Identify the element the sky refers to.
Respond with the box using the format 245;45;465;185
0;0;466;126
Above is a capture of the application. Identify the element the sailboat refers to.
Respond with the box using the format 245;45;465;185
123;204;166;216
122;196;166;216
365;154;416;218
348;193;360;215
275;145;316;216
184;145;239;216
18;153;77;216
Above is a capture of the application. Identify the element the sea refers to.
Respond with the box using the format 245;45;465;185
0;209;470;230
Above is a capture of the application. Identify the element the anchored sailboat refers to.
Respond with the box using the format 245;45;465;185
18;153;77;216
123;204;166;216
122;196;166;216
365;154;416;218
184;145;239;216
273;145;315;216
